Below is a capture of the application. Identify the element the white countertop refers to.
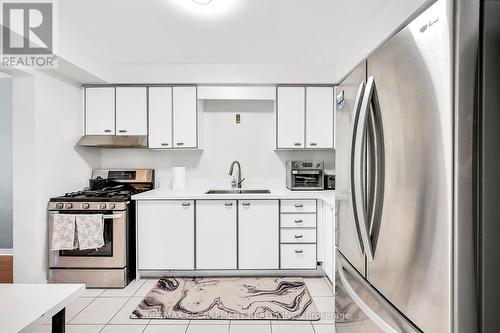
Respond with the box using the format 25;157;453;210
0;283;84;333
132;187;335;206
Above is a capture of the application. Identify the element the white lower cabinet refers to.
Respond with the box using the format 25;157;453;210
281;244;317;269
137;200;194;270
196;200;237;270
238;200;279;269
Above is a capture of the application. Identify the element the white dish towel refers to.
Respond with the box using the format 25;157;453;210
51;214;77;251
75;214;105;250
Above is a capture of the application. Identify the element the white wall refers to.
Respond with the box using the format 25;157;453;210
0;78;13;249
12;70;101;283
97;64;337;85
101;100;334;189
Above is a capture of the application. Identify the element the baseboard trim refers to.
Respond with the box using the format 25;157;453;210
0;248;13;255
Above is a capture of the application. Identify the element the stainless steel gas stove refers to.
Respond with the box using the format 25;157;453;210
48;169;154;288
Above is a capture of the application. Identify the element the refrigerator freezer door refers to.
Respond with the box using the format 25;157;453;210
335;61;367;276
366;2;453;332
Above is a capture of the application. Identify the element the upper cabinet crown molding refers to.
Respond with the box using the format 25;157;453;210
197;86;276;101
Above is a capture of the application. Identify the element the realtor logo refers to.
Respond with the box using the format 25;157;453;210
1;1;56;68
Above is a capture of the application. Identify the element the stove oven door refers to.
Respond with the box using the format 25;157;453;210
48;210;127;268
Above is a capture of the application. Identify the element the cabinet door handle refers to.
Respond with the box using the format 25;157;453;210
294;234;304;239
161;143;169;146
104;129;112;133
295;204;304;208
225;202;233;207
182;202;191;207
295;249;304;254
294;219;303;223
118;129;127;133
294;142;301;146
176;142;184;146
310;142;317;146
242;202;251;207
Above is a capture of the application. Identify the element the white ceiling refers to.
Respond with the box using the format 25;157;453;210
56;0;429;82
59;0;393;64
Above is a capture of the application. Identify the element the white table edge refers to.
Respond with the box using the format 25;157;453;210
16;284;85;333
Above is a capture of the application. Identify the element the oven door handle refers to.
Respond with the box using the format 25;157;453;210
292;170;322;175
103;214;124;219
49;212;124;220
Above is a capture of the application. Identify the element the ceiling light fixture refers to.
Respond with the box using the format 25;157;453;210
192;0;212;4
168;0;240;18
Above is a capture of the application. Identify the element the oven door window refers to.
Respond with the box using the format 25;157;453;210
59;217;113;257
293;172;322;188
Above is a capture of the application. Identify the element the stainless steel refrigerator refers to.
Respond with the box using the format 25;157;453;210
334;0;478;332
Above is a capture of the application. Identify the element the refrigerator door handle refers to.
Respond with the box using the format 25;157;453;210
352;78;375;261
350;81;367;255
337;259;398;333
364;76;385;257
337;251;421;333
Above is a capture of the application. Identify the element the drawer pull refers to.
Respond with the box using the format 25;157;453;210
295;204;304;208
242;203;251;207
294;142;301;146
294;234;304;239
176;142;184;146
295;249;304;254
225;202;233;207
118;129;127;133
161;143;169;146
310;142;317;146
182;202;191;207
104;129;112;133
294;219;303;223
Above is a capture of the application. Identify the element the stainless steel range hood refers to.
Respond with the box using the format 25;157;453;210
77;135;148;148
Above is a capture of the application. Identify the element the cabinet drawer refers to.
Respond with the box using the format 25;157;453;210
281;214;316;228
281;200;316;213
280;228;316;243
280;244;317;269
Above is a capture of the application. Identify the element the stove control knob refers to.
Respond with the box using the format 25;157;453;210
65;203;73;209
56;203;64;209
100;203;107;209
109;203;116;209
82;203;90;209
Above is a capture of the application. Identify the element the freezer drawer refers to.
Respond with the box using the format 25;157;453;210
280;244;317;269
336;251;421;333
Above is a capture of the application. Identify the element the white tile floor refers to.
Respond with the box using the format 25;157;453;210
33;277;336;333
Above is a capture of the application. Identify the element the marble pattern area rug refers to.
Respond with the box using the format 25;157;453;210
131;277;320;321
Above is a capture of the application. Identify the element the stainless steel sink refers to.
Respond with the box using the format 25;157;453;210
205;189;270;194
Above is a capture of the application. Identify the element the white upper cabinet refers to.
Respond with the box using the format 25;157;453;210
306;87;334;148
277;86;305;149
85;87;115;135
238;200;279;269
173;86;197;148
115;87;147;136
148;87;173;149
